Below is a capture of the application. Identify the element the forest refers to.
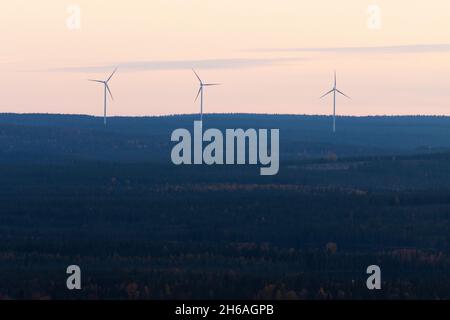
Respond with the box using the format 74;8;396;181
0;113;449;299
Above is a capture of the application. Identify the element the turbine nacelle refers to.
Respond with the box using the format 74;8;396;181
192;69;220;122
320;71;350;99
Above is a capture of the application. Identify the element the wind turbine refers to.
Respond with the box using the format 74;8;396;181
320;71;350;133
193;69;220;123
89;67;118;126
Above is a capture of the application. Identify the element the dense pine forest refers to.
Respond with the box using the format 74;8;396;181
0;113;450;299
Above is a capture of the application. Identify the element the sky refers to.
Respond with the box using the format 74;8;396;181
0;0;450;116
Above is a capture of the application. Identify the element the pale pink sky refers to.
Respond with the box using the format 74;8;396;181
0;0;450;116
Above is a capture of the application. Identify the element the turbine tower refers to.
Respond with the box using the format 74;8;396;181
193;69;220;123
320;71;350;133
89;67;118;126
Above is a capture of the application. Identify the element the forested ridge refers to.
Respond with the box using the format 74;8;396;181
0;114;449;299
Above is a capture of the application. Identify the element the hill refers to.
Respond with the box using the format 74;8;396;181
1;113;450;299
0;113;449;164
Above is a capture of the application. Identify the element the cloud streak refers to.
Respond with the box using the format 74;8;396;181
252;44;450;54
50;57;305;73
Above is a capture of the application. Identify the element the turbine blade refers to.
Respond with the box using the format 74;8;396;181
106;83;114;100
194;87;202;102
320;89;334;99
334;71;336;88
192;69;202;84
203;83;220;86
106;67;118;82
336;89;350;99
88;79;104;83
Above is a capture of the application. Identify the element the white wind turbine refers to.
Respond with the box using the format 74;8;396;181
320;71;350;133
193;69;220;123
89;67;118;126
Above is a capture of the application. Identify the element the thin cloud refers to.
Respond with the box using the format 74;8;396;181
252;44;450;54
50;57;305;73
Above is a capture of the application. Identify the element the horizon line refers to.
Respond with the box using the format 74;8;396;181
1;112;450;119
